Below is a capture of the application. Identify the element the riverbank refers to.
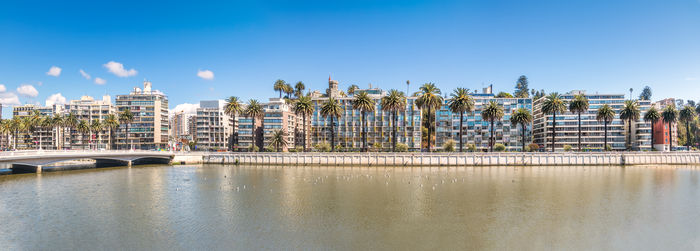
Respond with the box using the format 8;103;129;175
197;152;700;166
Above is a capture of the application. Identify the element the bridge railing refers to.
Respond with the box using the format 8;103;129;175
0;150;174;157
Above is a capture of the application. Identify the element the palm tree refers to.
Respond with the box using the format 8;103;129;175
620;100;641;150
596;104;615;150
415;83;443;152
679;105;696;148
320;97;344;152
119;108;134;150
448;88;475;152
294;81;306;98
10;117;21;150
38;116;53;150
52;114;64;149
662;105;678;151
352;91;375;152
273;79;286;98
64;113;78;149
541;93;567;152
20;116;34;150
90;120;103;150
268;129;288;152
0;119;10;149
568;94;589;151
482;101;504;152
510;108;533;152
283;83;294;98
347;84;359;96
103;114;119;150
643;107;661;149
76;120;90;150
244;99;264;151
381;90;407;151
224;96;243;151
293;96;314;152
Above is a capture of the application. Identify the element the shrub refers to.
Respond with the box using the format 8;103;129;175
371;142;382;152
295;146;304;152
263;146;275;152
563;145;572;152
605;144;612;151
494;143;506;152
527;143;539;152
314;142;331;152
524;146;530;152
248;145;259;152
288;147;297;153
334;144;344;152
467;143;477;152
443;140;455;152
395;143;408;152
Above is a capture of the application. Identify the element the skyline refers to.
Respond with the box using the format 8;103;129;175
2;0;700;118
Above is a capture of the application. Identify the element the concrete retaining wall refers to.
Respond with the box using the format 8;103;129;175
198;152;700;166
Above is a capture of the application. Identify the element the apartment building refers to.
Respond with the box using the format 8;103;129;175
435;88;533;151
64;95;116;149
12;104;60;150
262;98;302;151
115;81;169;150
194;100;236;151
652;99;678;151
533;91;652;151
310;80;422;151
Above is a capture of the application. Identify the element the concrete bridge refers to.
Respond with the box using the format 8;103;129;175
0;150;174;173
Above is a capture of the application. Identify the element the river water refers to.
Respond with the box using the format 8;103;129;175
1;164;699;250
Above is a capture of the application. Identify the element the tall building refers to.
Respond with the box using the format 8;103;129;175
12;104;60;150
434;86;533;151
262;98;303;151
651;99;678;151
170;111;192;140
533;91;652;151
115;81;169;150
65;95;116;149
310;80;423;151
194;100;236;151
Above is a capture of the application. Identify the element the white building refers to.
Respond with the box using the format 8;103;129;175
195;100;236;151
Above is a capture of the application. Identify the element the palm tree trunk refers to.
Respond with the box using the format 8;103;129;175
687;121;691;147
669;122;673;151
552;112;557;152
303;115;307;152
604;121;608;151
330;116;335;152
251;117;256;151
361;112;366;152
427;107;432;152
628;119;632;150
392;110;397;152
650;120;654;150
578;112;582;151
522;123;526;152
490;119;495;152
126;124;130;150
459;112;464;152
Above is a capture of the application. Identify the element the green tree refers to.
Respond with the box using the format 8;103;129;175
273;79;286;98
294;81;306;98
268;129;288;152
9;117;21;150
320;98;344;152
283;83;294;98
224;96;243;151
482;101;504;152
541;93;567;152
347;84;359;96
103;114;119;150
415;83;443;152
514;75;529;98
293;96;314;152
76;120;90;150
37;115;53;150
643;107;661;149
64;113;78;149
679;105;697;148
244;99;264;151
90;120;103;150
495;92;513;98
620;100;641;150
510;108;533;152
352;91;375;152
662;105;678;151
596;104;615;151
381;89;406;151
448;88;475;152
639;86;652;101
569;94;589;151
119;108;134;150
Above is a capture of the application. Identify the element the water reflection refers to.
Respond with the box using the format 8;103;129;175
1;165;699;250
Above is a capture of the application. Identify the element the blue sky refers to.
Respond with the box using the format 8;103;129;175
1;0;699;117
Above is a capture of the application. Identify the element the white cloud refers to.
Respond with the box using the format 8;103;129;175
103;61;138;77
197;69;214;80
47;66;62;77
0;84;6;92
171;103;200;115
17;84;38;97
45;93;67;106
0;92;20;105
94;77;106;85
79;69;91;80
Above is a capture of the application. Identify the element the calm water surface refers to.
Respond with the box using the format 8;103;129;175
1;164;700;250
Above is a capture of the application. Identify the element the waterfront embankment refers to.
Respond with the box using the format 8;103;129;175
195;152;700;166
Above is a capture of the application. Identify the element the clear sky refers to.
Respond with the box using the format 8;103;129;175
1;0;699;117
